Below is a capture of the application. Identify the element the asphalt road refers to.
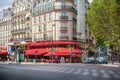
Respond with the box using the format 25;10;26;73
0;63;120;80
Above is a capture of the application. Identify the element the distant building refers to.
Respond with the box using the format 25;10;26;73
0;8;12;50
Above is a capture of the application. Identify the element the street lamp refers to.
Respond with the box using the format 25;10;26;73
51;24;55;63
70;46;72;63
35;50;38;63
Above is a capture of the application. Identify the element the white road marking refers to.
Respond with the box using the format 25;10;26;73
81;71;90;75
92;72;99;77
102;73;111;78
65;68;75;73
100;70;105;73
73;69;82;74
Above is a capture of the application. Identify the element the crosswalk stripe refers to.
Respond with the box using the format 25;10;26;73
102;73;111;78
113;74;120;79
73;69;82;74
81;71;90;75
65;68;75;73
100;70;105;73
92;72;99;77
108;71;114;74
91;69;97;72
58;68;69;72
84;69;89;71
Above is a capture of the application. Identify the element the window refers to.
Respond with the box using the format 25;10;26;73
44;34;47;40
44;15;46;21
34;17;36;23
61;22;66;27
38;25;41;32
49;13;52;20
61;12;66;16
61;2;66;9
39;16;41;22
44;24;47;31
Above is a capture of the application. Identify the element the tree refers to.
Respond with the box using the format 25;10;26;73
87;0;120;62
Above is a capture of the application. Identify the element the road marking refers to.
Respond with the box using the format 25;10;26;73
108;71;114;74
100;70;105;73
84;69;89;71
92;72;99;77
58;68;69;73
73;69;82;74
102;73;111;78
81;71;90;75
91;69;97;72
113;74;120;79
51;67;63;72
65;68;75;73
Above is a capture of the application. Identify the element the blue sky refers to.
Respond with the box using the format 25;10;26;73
0;0;93;11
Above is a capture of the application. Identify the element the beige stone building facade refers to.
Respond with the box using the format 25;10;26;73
0;8;12;52
32;0;77;42
11;0;33;43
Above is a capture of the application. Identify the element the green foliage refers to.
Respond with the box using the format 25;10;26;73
87;0;120;51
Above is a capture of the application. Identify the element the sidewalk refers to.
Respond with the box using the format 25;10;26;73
99;62;120;68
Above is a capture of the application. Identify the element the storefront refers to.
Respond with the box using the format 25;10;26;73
8;41;32;62
0;46;8;61
25;41;84;63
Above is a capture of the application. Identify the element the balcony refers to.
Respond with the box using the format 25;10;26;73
33;6;77;15
13;9;30;16
60;27;68;32
55;0;74;2
11;27;30;34
34;38;43;42
24;37;32;41
59;16;68;19
59;36;68;40
60;27;67;30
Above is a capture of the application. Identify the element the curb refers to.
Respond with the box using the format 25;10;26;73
100;64;120;68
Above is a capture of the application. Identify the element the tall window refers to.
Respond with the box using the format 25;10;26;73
61;22;66;27
44;15;46;21
49;13;52;20
44;24;47;31
38;25;41;32
44;34;47;40
34;17;36;23
61;12;66;16
39;16;41;22
61;2;66;9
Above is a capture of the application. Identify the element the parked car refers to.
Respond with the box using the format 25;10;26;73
96;57;107;64
86;57;95;63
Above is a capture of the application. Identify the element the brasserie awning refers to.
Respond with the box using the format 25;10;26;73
30;41;80;47
25;49;47;56
0;52;8;55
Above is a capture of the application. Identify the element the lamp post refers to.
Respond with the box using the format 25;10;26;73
35;50;38;63
51;24;55;63
70;46;72;63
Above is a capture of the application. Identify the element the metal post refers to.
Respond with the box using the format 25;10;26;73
70;47;72;63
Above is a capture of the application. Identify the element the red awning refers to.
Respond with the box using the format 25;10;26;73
44;49;84;56
0;52;8;55
44;52;53;57
25;49;47;56
30;41;80;47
